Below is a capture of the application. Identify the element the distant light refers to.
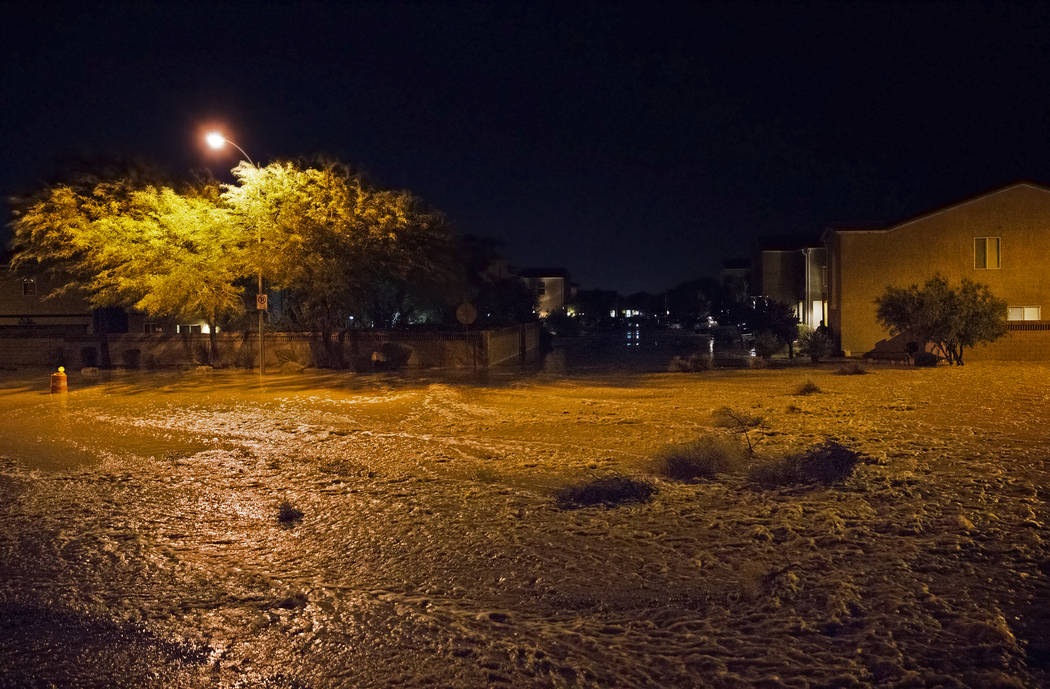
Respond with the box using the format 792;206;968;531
205;132;226;149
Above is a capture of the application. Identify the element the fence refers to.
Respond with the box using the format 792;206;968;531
0;323;541;370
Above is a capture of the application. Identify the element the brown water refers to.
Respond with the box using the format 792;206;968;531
1;365;1047;688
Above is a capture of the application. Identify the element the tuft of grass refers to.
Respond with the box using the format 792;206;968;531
555;476;656;509
277;500;304;524
785;404;803;414
711;406;762;428
749;441;865;488
654;434;748;482
835;363;869;376
668;353;713;372
794;380;822;395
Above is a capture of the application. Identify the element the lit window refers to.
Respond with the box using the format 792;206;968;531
974;237;1001;269
22;279;36;296
1008;306;1040;321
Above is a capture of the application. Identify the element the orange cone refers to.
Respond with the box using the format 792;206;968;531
50;366;67;394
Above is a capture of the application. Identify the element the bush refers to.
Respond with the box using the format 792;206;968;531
372;342;412;371
797;328;832;362
912;351;939;367
711;406;762;428
794;380;821;395
654;435;748;481
753;331;784;359
835;363;869;375
749;441;865;488
277;500;304;524
555;476;656;509
668;352;712;372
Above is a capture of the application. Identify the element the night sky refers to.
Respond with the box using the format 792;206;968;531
4;1;1050;294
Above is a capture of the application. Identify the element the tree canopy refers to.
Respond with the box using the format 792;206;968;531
874;275;1007;365
222;160;459;334
11;179;246;353
9;158;464;363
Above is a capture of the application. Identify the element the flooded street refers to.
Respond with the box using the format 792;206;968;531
1;362;1049;688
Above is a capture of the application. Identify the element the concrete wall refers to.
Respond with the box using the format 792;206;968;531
0;323;542;370
828;184;1050;356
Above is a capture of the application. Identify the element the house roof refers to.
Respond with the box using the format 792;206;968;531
824;181;1050;240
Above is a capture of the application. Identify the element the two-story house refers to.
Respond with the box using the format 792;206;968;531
825;182;1050;358
519;268;573;317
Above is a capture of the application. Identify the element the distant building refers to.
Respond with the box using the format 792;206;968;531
758;244;827;330
0;264;94;334
825;182;1050;357
519;268;573;317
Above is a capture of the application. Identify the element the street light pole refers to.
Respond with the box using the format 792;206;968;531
205;132;265;375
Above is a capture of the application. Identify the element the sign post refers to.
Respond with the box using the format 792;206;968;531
257;293;268;374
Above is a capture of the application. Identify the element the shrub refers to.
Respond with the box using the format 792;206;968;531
749;441;865;488
654;435;748;481
835;363;869;375
555;476;656;509
794;380;821;395
797;328;832;362
668;352;712;372
912;351;939;367
277;500;304;524
875;275;1007;366
753;331;784;359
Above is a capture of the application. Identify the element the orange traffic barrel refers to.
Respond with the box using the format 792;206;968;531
50;366;67;394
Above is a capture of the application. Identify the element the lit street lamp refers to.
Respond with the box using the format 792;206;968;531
205;131;265;374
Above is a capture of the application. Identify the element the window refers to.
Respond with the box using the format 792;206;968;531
535;282;546;296
974;237;1001;269
22;279;36;296
1008;306;1041;321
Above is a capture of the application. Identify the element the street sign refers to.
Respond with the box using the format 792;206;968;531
256;294;268;311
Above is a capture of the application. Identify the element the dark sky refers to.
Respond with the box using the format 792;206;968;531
4;1;1050;294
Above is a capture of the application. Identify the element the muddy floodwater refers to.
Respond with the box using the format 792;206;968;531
1;362;1048;688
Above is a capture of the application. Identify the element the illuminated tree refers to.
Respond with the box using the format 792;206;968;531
10;179;247;362
874;275;1007;365
222;160;458;362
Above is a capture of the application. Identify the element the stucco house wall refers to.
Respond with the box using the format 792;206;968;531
827;183;1050;357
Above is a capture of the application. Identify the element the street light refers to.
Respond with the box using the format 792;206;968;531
204;131;265;374
205;131;255;165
